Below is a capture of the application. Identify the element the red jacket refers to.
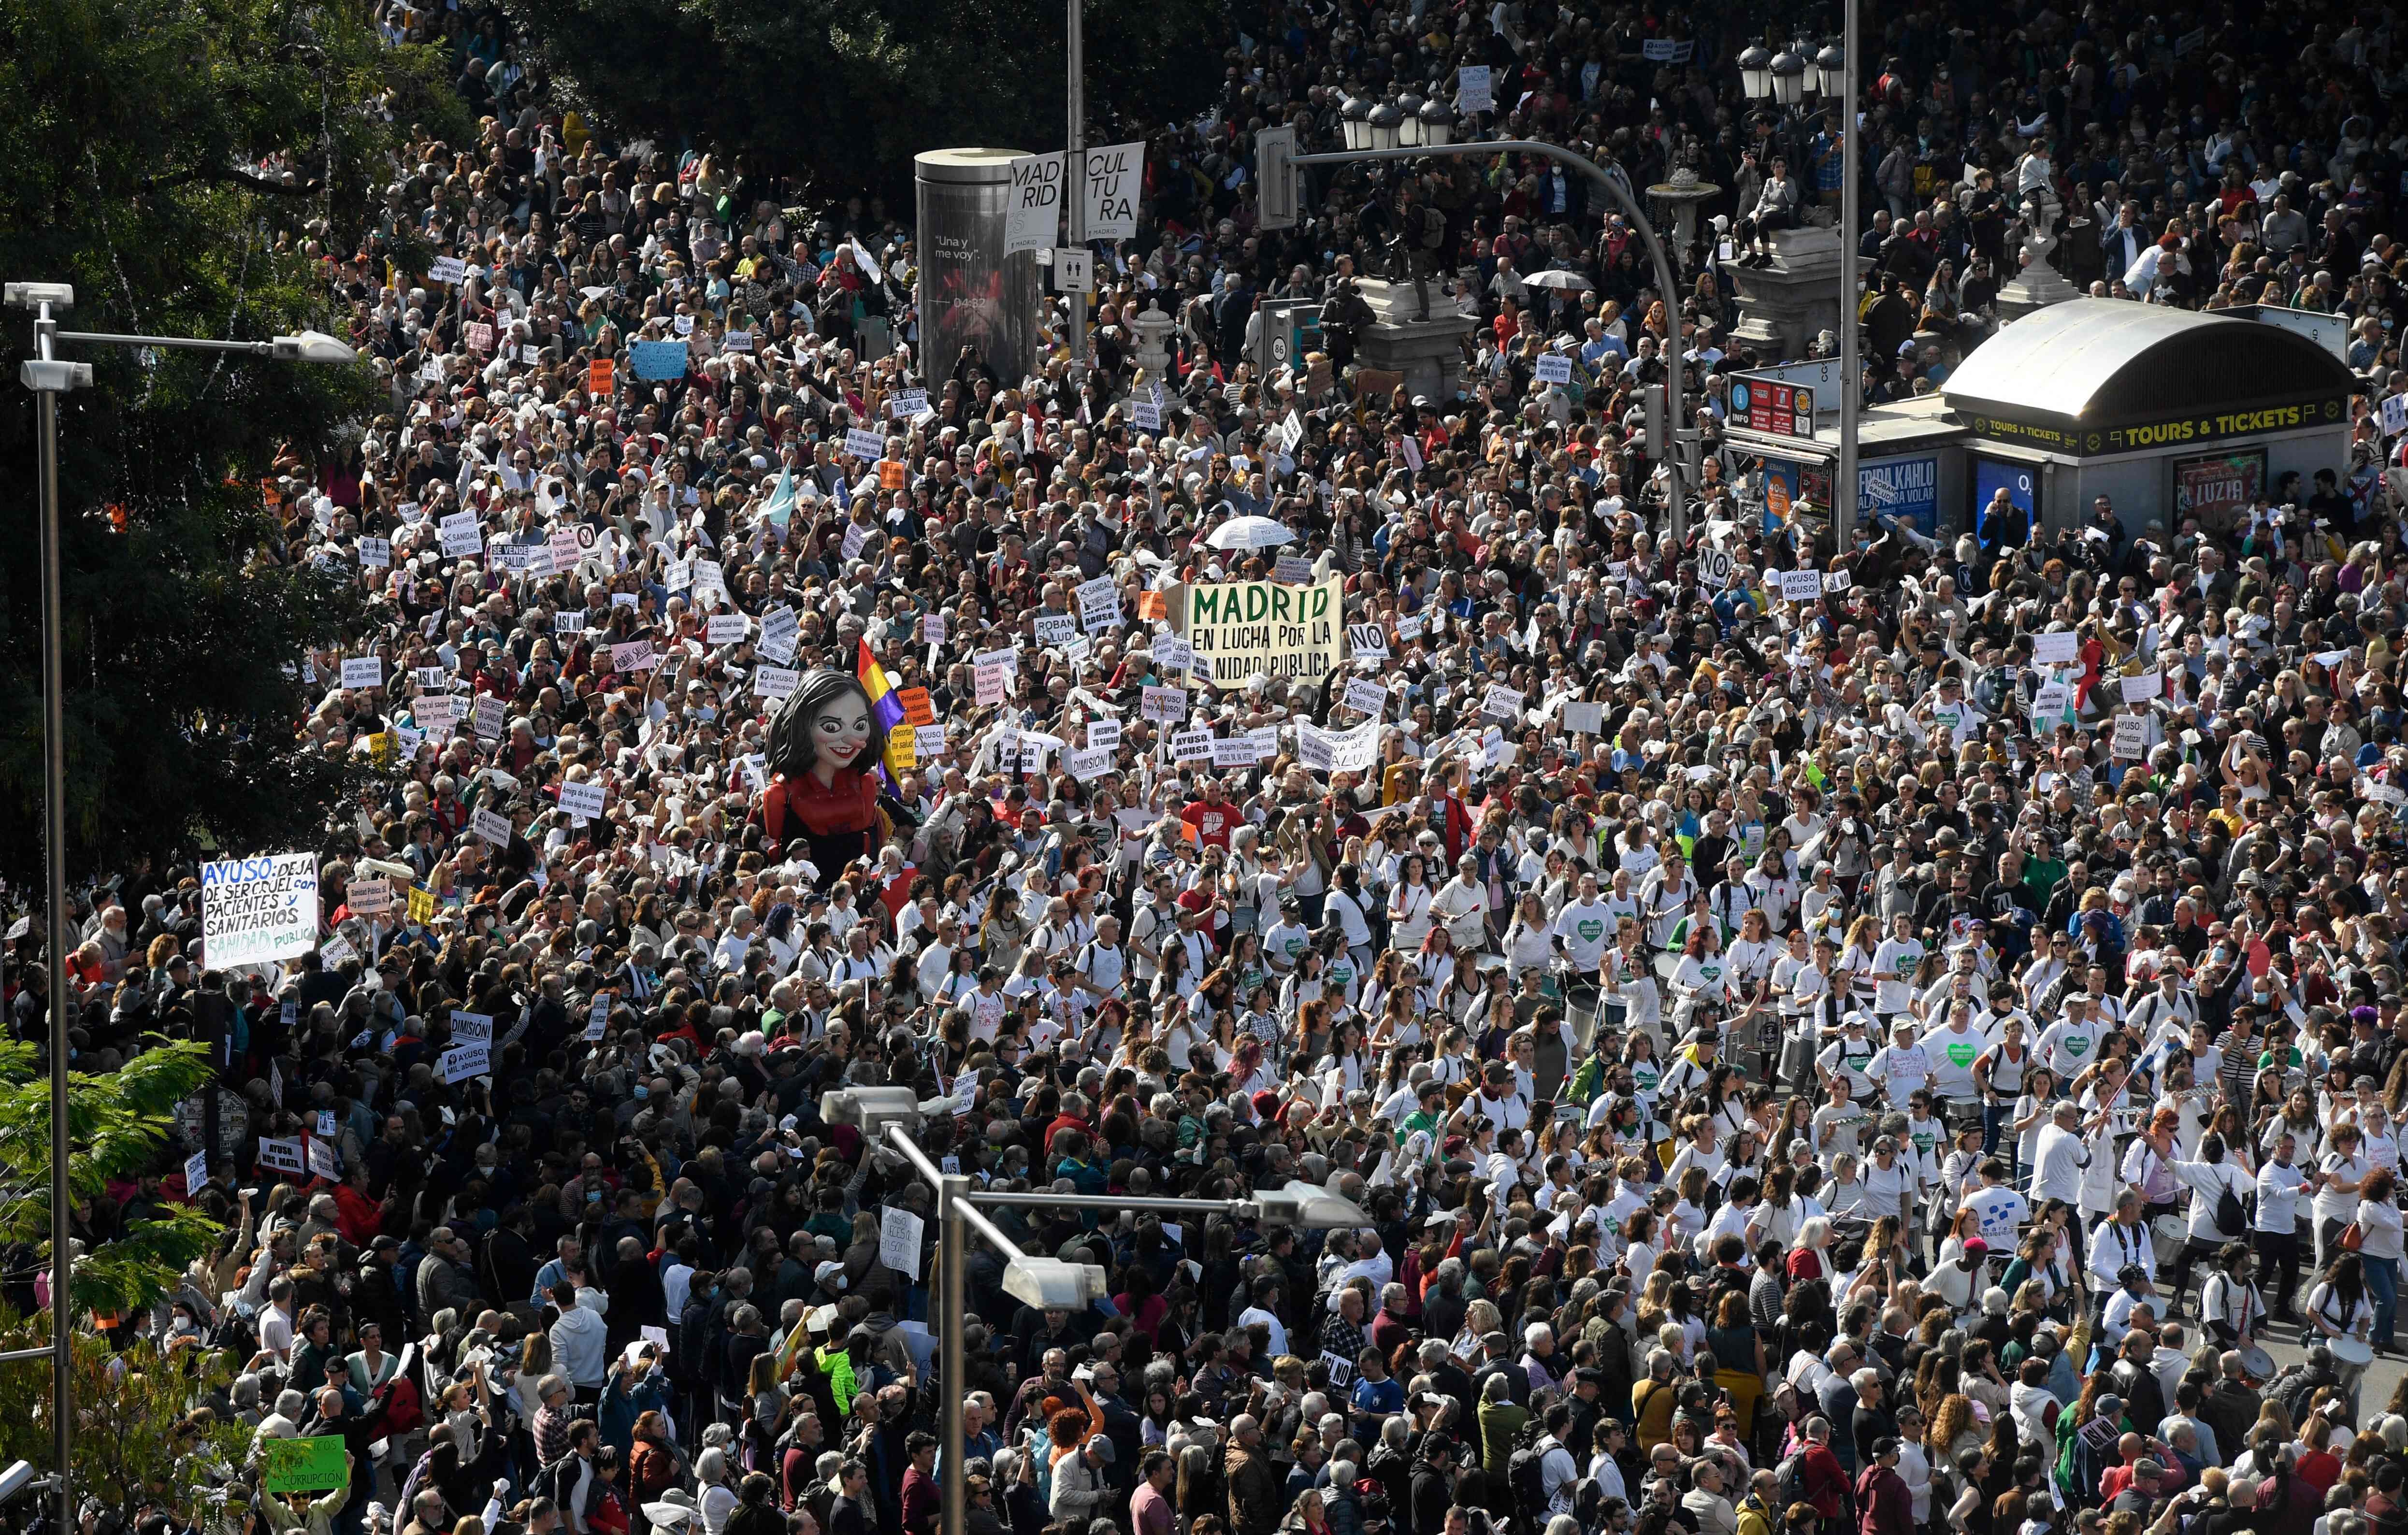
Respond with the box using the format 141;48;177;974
1856;1463;1912;1535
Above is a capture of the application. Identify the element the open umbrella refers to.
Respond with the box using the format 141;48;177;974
1524;269;1594;290
1205;516;1296;551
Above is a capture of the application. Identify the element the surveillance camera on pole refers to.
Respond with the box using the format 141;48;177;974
1002;1257;1110;1310
1251;1180;1374;1230
0;1462;47;1506
818;1087;924;1138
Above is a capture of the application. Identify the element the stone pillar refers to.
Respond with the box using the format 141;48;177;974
1351;277;1477;402
1128;307;1174;384
1728;225;1849;363
913;148;1042;385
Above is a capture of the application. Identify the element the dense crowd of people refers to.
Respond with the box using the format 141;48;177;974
15;9;2408;1535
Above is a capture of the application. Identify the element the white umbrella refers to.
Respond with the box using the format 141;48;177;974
1524;269;1594;290
1205;516;1295;551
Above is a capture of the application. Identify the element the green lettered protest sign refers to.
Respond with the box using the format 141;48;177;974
1182;575;1342;689
262;1435;348;1494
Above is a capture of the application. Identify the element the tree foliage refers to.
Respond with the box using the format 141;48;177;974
505;0;1224;201
0;1320;252;1524
0;1039;224;1317
0;0;460;890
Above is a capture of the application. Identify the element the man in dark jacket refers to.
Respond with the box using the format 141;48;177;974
1225;1414;1283;1535
1855;1438;1913;1535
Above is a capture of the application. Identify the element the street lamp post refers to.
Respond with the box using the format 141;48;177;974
822;1089;1371;1535
1;282;355;1534
1737;31;1860;549
1283;138;1694;543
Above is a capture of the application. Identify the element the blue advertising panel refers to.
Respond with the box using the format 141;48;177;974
1972;455;2040;531
1859;455;1940;537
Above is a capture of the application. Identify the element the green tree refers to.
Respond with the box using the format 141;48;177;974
504;0;1221;201
0;1039;223;1317
0;0;464;890
0;1323;252;1526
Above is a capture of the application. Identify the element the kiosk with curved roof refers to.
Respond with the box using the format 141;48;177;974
1941;299;2358;459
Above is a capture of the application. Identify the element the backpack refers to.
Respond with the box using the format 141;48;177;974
1353;1476;1393;1535
2212;1165;2247;1237
1774;1450;1810;1513
1506;1445;1550;1529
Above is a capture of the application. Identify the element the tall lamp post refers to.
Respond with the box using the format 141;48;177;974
1736;31;1860;549
1;281;356;1534
821;1089;1371;1535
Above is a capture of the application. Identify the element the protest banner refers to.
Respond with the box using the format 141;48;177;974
2033;631;2080;666
630;340;688;380
1343;678;1389;716
1005;153;1064;258
585;357;614;396
707;614;749;645
1777;568;1823;603
896;687;936;726
1346;623;1389;661
610;641;658;674
438;510;483;558
202;854;319;968
1087;718;1122;752
2112;714;2149;760
2121;671;2163;702
470;694;505;740
1152;633;1193;671
1297;718;1380;774
1170;730;1214;762
914;724;946;760
306;1136;342;1181
1457;64;1493;111
1034;613;1078;647
359;537;390;568
842;427;887;462
1183;575;1342;688
755;665;802;701
1082;142;1145;241
1066;746;1113;780
1534;353;1573;384
1481;684;1526;721
974;660;1011;706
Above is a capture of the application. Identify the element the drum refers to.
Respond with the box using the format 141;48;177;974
2237;1344;2279;1383
2331;1334;2376;1366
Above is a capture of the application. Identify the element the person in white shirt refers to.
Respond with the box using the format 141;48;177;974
2254;1129;2312;1319
1868;1020;1936;1108
2313;1120;2371;1275
1959;1160;2032;1246
1924;1005;1991;1120
1072;915;1129;1002
2165;1134;2254;1314
1861;1135;1917;1223
2100;1263;2163;1347
1432;854;1491;954
2088;1191;2158;1291
2035;999;2103;1081
1553;874;1616;982
1869;914;1924;1022
2032;1099;2097;1216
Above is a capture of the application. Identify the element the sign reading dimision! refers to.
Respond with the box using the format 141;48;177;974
1184;576;1343;688
1960;391;2350;456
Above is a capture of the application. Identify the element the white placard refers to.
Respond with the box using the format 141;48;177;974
1458;64;1493;112
890;389;930;421
1534;353;1573;385
450;1010;493;1042
843;427;887;462
921;613;948;645
471;807;513;846
440;1041;489;1084
1081;141;1146;242
1562;700;1605;734
880;1205;926;1278
1066;745;1113;780
586;992;612;1040
1005;152;1065;258
1778;568;1823;603
258;1136;306;1175
914;724;947;760
201;853;320;969
303;1134;339;1181
974;661;1012;706
1347;623;1390;660
1077;575;1123;632
707;613;748;645
1343;678;1389;716
554;611;586;635
439;510;484;558
611;641;658;674
1823;569;1853;593
558;780;607;820
359;537;391;568
469;694;505;741
1170;730;1214;762
1481;684;1526;721
427;256;468;285
2121;671;2163;702
1143;685;1189;722
1087;718;1123;752
1034;613;1078;647
2033;631;2080;666
185;1149;210;1190
755;665;802;700
2112;714;2149;760
341;657;384;690
1153;633;1194;672
1211;734;1260;768
415;694;458;734
2030;682;2071;720
759;605;799;663
347;876;393;917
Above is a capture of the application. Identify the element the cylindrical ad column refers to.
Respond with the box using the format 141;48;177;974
914;148;1043;385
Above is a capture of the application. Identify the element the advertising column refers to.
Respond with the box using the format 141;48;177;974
913;148;1042;385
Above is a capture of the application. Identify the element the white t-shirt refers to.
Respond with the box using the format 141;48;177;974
1961;1184;2032;1246
2255;1159;2310;1233
1554;900;1615;971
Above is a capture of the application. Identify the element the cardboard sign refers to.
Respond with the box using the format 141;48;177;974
1065;745;1113;780
1562;701;1605;735
1143;685;1190;722
2121;671;2163;702
611;641;658;674
707;613;749;645
359;537;391;568
1347;623;1389;660
471;807;513;846
586;358;614;396
347;876;393;917
558;779;606;820
896;687;937;726
340;657;384;690
1481;684;1526;721
306;1135;342;1182
201;853;319;969
2033;631;2080;666
755;665;802;700
1170;730;1214;762
890;389;930;421
1778;568;1824;603
438;510;484;558
472;694;506;740
1534;353;1573;385
1457;64;1493;112
880;1206;925;1279
843;427;887;462
1034;613;1078;647
261;1435;350;1495
1077;575;1123;632
974;660;1011;706
1343;678;1389;716
587;993;612;1040
440;1041;489;1084
449;1010;493;1042
2112;714;2149;760
914;724;947;760
1153;633;1194;672
257;1136;306;1175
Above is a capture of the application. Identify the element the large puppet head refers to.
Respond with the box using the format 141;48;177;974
764;669;887;780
